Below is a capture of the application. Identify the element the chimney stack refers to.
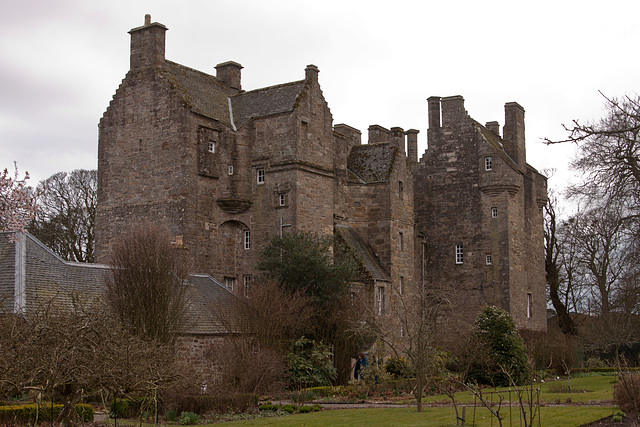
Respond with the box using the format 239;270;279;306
406;129;419;166
215;61;243;90
503;102;526;167
485;121;500;137
368;125;390;144
427;96;441;129
390;127;405;153
128;14;167;69
441;95;466;127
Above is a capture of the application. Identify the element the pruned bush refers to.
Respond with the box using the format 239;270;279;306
0;403;93;424
169;393;258;415
281;404;298;414
207;338;288;395
614;373;640;413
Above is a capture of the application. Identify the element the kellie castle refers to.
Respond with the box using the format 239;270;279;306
95;15;548;333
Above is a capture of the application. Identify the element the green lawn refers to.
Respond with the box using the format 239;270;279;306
105;375;618;426
421;375;615;405
221;406;615;426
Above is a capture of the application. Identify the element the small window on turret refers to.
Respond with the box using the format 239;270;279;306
491;207;498;218
485;156;493;171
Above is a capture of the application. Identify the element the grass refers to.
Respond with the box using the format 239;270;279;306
420;375;615;405
220;406;615;426
98;375;618;426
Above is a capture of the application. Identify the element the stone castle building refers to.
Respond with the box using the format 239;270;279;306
95;16;548;333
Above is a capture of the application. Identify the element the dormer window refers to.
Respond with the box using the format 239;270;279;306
485;156;493;171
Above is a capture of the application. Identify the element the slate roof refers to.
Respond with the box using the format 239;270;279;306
335;224;390;282
0;232;240;335
347;143;398;184
159;61;307;130
185;274;243;335
231;81;307;128
0;232;109;313
162;61;237;127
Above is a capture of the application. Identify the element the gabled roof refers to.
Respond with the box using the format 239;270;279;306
231;81;307;128
335;224;390;282
162;61;237;126
347;143;398;184
0;232;241;335
476;122;522;173
185;274;243;335
0;232;109;313
159;61;307;130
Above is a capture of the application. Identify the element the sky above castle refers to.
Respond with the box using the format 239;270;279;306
1;0;638;199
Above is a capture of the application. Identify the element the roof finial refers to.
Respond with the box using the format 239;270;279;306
145;14;151;26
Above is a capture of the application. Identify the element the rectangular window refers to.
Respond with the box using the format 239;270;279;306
279;193;286;206
491;207;498;218
400;324;404;338
399;232;403;251
224;277;235;291
527;293;532;318
243;275;251;297
486;254;493;265
455;244;464;264
244;230;251;250
399;180;404;199
376;286;385;315
399;276;404;295
256;168;265;184
228;165;234;175
485;156;493;171
208;140;216;153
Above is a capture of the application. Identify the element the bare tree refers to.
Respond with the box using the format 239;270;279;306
544;192;577;335
105;223;190;344
546;93;640;210
360;278;448;412
0;295;191;426
28;169;96;262
0;162;38;233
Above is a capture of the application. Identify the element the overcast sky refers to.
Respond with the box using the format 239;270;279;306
1;0;638;198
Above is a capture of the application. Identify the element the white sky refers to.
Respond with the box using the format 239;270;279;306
1;0;639;199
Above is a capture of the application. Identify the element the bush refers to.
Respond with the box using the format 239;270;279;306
259;403;279;411
0;403;93;424
614;373;640;413
109;398;145;419
281;404;298;414
287;337;337;388
180;411;200;425
467;305;531;387
291;389;315;402
385;356;414;379
613;409;626;422
166;409;178;421
170;393;258;415
298;405;313;413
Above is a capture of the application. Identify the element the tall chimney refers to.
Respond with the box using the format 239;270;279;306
215;61;243;90
427;96;441;129
503;102;526;167
441;95;466;127
128;14;167;69
406;129;419;167
368;125;390;144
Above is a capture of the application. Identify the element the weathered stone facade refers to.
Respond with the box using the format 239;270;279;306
95;16;547;332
